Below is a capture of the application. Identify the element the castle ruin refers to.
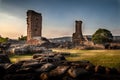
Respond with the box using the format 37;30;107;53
72;20;84;45
27;10;42;41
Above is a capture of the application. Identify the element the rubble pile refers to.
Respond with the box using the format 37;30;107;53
8;45;49;54
0;54;120;80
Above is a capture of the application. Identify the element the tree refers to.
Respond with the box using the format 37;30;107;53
0;36;8;43
92;28;113;44
18;35;27;41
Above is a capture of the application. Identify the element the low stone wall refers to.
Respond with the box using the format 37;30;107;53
8;45;49;54
0;53;120;80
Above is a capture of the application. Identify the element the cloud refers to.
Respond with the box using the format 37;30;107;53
0;12;26;39
0;0;119;39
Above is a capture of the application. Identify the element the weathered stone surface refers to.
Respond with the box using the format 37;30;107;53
0;54;11;63
0;43;11;54
22;62;42;68
6;63;21;74
0;66;6;79
4;73;38;80
54;54;66;61
40;73;49;80
33;53;67;63
38;63;56;72
72;21;84;46
67;67;89;78
16;67;35;74
10;47;29;55
27;37;50;45
27;10;42;41
33;53;54;59
47;66;70;80
0;54;120;80
110;68;119;74
26;10;54;46
8;44;50;54
95;65;106;74
85;63;95;73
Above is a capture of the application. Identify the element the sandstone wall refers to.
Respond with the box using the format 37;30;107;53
27;10;42;41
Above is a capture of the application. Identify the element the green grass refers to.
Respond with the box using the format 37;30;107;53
52;49;120;70
9;54;33;63
9;49;120;70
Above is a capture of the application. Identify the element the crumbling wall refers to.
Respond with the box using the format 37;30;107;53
72;21;84;46
27;10;42;41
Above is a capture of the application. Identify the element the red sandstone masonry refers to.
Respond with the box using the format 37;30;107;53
27;10;42;41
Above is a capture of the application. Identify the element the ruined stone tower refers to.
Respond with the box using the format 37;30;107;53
72;20;84;45
27;10;42;41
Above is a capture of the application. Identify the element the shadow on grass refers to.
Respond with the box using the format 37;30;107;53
68;53;80;57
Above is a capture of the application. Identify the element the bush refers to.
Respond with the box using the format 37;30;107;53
92;28;113;44
18;35;27;41
0;37;8;43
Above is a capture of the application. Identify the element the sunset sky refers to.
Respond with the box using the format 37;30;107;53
0;0;119;39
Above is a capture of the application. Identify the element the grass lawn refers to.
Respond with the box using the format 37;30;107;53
52;49;120;70
9;54;33;63
9;49;120;70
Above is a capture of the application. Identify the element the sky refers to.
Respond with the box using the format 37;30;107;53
0;0;120;39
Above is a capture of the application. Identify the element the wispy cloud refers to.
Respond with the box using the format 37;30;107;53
0;0;119;39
